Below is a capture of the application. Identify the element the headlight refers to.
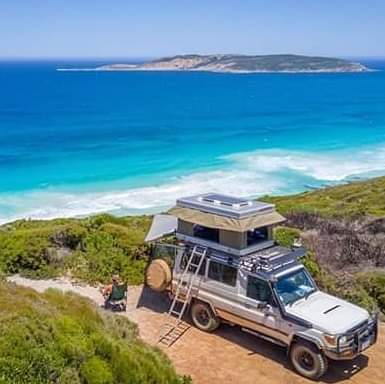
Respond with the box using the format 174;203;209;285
339;335;348;344
323;334;338;348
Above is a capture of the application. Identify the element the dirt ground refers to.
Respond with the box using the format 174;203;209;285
8;276;385;384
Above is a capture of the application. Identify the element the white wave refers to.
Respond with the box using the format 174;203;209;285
1;145;385;224
0;169;283;224
225;146;385;181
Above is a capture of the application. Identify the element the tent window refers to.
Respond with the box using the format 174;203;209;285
247;226;268;246
193;224;219;243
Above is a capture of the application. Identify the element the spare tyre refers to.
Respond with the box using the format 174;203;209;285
145;259;172;292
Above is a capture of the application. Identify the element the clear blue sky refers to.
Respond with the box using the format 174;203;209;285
1;0;384;59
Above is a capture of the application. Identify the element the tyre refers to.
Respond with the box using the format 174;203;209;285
191;301;220;332
290;340;328;380
145;259;172;292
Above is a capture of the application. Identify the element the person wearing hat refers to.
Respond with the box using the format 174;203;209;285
101;274;125;308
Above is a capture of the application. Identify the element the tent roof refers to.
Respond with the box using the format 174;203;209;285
144;214;177;242
168;206;285;232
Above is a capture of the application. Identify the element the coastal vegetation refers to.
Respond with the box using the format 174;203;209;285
0;214;152;285
265;177;385;316
0;177;384;317
263;176;385;217
0;282;189;384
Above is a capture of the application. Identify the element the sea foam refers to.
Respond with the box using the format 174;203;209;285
1;145;385;224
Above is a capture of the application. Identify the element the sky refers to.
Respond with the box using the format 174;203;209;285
1;0;384;59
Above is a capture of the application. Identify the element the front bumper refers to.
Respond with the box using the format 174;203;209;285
324;315;378;361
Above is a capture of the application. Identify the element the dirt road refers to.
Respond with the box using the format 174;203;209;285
8;276;385;384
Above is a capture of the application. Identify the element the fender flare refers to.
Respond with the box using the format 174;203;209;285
190;297;218;316
289;332;324;352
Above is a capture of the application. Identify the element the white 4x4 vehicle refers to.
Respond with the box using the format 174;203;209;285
146;193;379;379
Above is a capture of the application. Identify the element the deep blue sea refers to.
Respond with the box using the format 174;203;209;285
1;59;385;223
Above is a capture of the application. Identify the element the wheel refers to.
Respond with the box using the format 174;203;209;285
191;301;220;332
290;341;328;380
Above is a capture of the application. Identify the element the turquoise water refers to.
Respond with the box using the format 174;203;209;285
1;60;385;222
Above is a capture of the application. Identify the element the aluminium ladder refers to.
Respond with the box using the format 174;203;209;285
158;245;207;347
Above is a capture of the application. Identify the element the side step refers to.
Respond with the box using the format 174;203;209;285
241;327;287;348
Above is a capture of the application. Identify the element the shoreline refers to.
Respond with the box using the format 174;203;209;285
0;174;375;226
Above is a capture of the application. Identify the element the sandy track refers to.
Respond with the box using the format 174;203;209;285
8;276;385;384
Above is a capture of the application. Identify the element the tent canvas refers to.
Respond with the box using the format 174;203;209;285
144;214;178;242
168;206;285;232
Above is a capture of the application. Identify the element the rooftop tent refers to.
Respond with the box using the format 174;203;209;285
168;206;285;232
144;214;178;242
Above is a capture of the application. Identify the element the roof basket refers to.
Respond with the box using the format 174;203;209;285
239;247;306;274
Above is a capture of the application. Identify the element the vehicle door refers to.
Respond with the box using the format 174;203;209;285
238;271;288;343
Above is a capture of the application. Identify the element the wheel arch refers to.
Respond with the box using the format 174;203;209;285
289;333;323;353
190;297;218;316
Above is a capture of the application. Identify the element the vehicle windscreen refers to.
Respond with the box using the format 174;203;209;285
275;268;316;306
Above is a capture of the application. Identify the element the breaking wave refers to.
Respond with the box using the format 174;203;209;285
2;145;385;224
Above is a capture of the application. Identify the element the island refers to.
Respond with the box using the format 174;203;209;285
69;54;370;73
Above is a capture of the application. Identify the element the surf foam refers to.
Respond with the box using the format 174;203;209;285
1;145;385;224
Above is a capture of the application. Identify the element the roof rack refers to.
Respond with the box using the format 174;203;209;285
208;246;306;275
240;247;306;273
176;193;275;219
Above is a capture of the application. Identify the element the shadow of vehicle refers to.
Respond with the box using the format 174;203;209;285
136;285;170;313
136;286;369;383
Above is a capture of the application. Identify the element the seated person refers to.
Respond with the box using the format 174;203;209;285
101;275;127;311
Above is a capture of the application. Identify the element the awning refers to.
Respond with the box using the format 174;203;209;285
168;206;285;232
144;214;178;242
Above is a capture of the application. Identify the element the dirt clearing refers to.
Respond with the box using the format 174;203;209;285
8;276;385;384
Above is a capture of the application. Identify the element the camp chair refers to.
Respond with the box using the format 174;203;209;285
105;283;127;312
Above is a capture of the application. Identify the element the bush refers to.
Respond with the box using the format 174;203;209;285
0;215;152;284
356;272;385;314
273;226;301;248
0;282;189;384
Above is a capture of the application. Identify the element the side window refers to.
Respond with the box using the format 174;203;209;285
208;261;237;286
247;275;274;305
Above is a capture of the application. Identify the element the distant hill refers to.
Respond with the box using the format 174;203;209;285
96;54;369;73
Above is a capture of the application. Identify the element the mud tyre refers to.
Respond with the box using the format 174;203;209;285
191;301;220;332
145;259;172;292
290;340;328;380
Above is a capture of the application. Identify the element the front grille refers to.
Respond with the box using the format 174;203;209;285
338;319;376;352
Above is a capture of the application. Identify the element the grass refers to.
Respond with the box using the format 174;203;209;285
0;281;190;384
263;176;385;218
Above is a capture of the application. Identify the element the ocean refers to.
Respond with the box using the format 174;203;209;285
1;59;385;223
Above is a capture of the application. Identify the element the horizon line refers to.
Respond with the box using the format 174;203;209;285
1;55;385;62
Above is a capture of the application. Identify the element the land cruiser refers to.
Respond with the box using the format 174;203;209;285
145;193;378;380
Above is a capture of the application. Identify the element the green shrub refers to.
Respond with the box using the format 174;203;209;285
356;272;385;314
80;356;113;384
273;226;301;248
0;215;152;285
0;282;188;384
0;227;51;274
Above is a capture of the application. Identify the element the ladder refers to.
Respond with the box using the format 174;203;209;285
158;245;207;347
